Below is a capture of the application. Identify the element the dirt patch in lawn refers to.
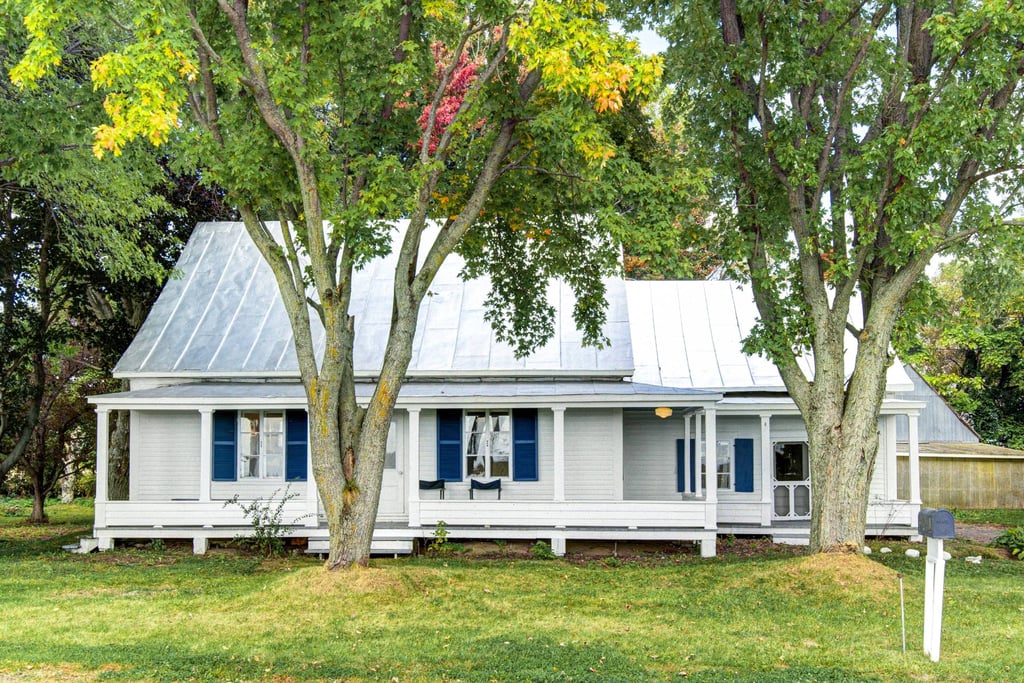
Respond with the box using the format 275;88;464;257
279;563;409;595
0;664;123;682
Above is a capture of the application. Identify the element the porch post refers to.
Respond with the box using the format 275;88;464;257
704;407;717;505
885;415;898;500
908;413;922;505
198;409;213;502
760;414;772;526
408;408;422;526
683;414;691;495
305;409;319;526
693;411;703;498
94;408;110;535
552;407;566;502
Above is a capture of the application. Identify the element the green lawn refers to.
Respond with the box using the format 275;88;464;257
1;501;1022;682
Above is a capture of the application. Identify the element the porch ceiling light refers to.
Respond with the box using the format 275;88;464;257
654;406;673;419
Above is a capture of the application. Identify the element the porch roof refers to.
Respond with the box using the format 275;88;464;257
89;380;721;409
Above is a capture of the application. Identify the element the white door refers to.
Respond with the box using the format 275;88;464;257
378;418;406;517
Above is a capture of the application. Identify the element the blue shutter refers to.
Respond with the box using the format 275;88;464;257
676;438;698;493
676;439;685;492
512;409;538;481
437;409;462;482
689;438;697;493
212;410;237;481
734;438;754;492
285;410;308;481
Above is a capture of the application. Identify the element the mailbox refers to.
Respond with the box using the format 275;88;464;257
919;508;956;539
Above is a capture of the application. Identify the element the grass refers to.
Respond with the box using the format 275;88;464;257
1;501;1023;682
951;507;1024;527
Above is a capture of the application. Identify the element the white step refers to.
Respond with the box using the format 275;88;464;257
64;537;100;554
306;538;414;555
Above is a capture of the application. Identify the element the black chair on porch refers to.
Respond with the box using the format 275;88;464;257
419;479;446;499
469;479;501;500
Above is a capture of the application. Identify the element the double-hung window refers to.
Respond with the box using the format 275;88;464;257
465;410;511;478
239;411;284;479
700;440;734;490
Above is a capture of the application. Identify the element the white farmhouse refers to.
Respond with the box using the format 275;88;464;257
87;222;926;557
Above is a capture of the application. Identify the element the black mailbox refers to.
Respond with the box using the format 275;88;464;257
918;508;956;539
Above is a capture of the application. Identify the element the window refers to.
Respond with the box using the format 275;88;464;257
464;410;511;478
773;442;809;481
436;409;536;482
384;420;397;470
239;411;284;479
700;440;734;490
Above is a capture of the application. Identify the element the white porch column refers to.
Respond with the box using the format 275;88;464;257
407;408;422;526
552;407;566;502
693;411;703;498
94;408;110;532
305;410;319;526
760;414;772;526
704;407;717;505
885;415;898;500
683;414;692;495
198;409;213;502
909;413;922;505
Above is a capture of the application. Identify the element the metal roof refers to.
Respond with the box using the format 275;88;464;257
624;280;914;392
115;221;913;394
115;222;634;379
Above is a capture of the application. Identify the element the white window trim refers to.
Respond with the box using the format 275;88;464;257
238;410;286;481
701;440;735;491
463;409;512;480
772;441;810;483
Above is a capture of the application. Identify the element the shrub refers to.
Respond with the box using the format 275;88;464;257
993;527;1024;560
223;486;300;557
427;520;455;555
531;540;557;560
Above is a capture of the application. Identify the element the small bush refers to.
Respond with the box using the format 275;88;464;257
531;540;557;560
428;520;457;555
223;486;300;557
993;527;1024;559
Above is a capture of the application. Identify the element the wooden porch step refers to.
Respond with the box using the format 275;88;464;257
772;528;810;546
306;538;415;555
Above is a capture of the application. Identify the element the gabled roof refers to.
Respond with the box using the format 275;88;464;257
115;221;913;393
115;222;634;379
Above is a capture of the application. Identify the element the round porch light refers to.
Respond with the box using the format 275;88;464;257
654;406;673;419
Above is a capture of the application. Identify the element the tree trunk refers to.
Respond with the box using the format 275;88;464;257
806;409;877;553
107;408;130;501
29;470;48;524
60;441;75;504
803;299;898;553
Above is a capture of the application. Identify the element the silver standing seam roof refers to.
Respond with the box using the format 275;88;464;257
113;221;914;395
115;222;634;379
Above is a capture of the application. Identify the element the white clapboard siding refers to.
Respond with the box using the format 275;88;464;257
564;408;621;500
129;411;201;501
418;500;709;528
210;480;307;501
715;415;763;499
717;502;764;525
623;410;684;501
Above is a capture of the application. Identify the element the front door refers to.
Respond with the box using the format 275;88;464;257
377;419;406;518
772;442;811;520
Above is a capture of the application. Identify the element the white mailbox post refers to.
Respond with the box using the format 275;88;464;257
919;508;956;662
